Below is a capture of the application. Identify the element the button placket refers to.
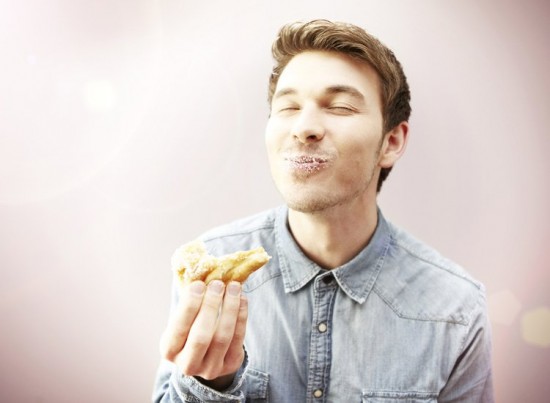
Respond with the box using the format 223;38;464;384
306;276;337;402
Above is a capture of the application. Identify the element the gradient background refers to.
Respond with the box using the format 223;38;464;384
1;0;549;402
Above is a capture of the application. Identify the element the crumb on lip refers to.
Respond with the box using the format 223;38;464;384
295;156;327;163
285;156;330;173
286;155;329;163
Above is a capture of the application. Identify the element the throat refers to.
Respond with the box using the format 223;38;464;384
288;206;378;269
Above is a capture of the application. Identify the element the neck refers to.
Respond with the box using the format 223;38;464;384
287;198;379;269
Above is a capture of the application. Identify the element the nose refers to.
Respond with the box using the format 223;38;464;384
290;105;325;143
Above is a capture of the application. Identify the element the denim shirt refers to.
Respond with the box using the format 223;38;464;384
153;206;494;402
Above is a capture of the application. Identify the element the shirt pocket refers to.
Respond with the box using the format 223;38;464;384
362;390;438;403
246;368;269;402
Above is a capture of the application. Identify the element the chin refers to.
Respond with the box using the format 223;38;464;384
280;180;373;214
284;193;342;214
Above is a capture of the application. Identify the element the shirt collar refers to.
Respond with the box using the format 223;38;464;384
274;205;392;304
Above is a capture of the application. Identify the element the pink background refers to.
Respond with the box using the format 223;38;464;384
1;0;549;402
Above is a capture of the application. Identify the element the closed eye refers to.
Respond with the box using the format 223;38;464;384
276;105;301;114
327;105;357;115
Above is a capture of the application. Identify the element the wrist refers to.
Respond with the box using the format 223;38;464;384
195;373;235;391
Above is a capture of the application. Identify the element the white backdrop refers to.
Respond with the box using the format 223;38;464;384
1;0;549;402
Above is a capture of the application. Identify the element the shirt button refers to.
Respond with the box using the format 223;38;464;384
322;275;334;284
318;322;328;333
313;389;323;398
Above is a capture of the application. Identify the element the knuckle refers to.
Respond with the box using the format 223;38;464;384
198;365;222;381
159;343;171;360
232;326;246;342
179;360;221;380
179;361;198;376
172;326;190;342
159;333;178;361
224;350;245;370
186;336;211;352
176;354;201;376
201;296;222;311
160;346;179;362
211;333;232;348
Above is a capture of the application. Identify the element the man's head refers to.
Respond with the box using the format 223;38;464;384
267;20;411;192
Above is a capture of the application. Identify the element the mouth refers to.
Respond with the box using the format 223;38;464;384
284;155;332;174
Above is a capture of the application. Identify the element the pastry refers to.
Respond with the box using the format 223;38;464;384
171;239;270;286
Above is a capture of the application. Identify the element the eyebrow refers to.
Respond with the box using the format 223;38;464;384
325;85;365;102
272;87;297;100
273;85;365;102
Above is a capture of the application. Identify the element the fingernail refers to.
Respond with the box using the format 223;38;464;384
227;282;241;296
208;280;224;295
189;281;205;296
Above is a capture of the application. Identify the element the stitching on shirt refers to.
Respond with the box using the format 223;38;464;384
441;359;492;399
202;223;275;243
369;231;482;325
390;235;481;291
371;285;469;325
362;389;439;399
243;367;270;399
451;290;488;377
244;270;282;292
336;230;391;303
274;212;319;292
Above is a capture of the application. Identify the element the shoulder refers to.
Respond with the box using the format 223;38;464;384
199;207;279;255
374;221;486;326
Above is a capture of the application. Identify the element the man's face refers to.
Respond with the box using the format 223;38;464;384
265;51;387;213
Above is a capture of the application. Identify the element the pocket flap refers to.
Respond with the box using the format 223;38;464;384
246;368;269;399
363;390;437;402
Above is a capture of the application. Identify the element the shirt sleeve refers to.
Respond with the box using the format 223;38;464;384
438;285;495;402
152;352;249;403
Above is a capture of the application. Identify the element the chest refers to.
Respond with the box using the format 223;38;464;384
244;280;463;402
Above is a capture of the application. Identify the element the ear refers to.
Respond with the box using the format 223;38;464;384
378;121;409;168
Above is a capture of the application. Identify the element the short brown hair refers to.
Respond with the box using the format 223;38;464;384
268;20;411;192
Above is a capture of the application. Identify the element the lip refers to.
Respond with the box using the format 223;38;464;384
284;154;332;174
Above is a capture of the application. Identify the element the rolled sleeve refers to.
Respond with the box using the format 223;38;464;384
153;350;249;403
439;287;495;402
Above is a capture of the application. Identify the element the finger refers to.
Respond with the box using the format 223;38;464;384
159;281;206;361
202;282;243;369
178;280;225;373
223;294;248;371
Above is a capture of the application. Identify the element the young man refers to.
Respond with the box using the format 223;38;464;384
153;20;494;402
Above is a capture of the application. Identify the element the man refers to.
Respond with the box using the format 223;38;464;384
153;20;494;402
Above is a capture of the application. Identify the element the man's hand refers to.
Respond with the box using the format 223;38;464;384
159;280;248;390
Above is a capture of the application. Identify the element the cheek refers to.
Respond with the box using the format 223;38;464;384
264;131;276;160
264;125;280;167
265;119;286;151
340;140;379;173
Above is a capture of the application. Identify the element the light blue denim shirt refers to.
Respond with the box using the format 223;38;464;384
153;206;494;402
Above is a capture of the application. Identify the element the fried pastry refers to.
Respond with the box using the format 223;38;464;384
171;239;270;286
